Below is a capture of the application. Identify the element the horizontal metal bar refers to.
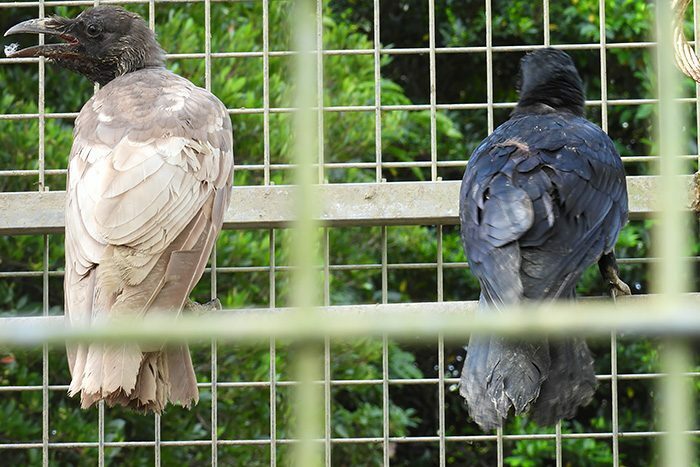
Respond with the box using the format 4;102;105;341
0;43;660;62
2;430;699;450
0;98;697;122
0;176;692;235
1;154;691;180
2;371;698;393
0;0;243;6
3;255;700;279
1;294;699;345
1;155;693;180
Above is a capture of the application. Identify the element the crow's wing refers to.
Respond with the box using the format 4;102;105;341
460;113;627;303
64;69;233;397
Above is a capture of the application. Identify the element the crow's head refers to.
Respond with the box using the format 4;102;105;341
516;48;585;116
4;6;164;86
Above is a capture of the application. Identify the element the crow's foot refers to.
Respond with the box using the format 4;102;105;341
607;271;631;300
185;298;222;315
598;252;631;301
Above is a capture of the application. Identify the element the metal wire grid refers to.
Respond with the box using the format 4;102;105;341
0;0;697;466
1;5;699;182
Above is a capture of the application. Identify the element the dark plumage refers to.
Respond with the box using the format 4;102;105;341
6;7;234;413
458;48;630;430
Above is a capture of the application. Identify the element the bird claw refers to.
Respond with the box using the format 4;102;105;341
598;252;631;301
608;274;631;300
185;298;222;315
205;298;223;311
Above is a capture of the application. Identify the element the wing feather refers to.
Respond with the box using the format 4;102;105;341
64;68;234;383
460;112;627;303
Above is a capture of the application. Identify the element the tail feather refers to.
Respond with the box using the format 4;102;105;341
487;339;550;415
69;344;198;413
460;336;501;429
531;338;597;426
126;352;171;412
166;345;199;408
461;335;550;430
74;343;143;404
461;332;597;430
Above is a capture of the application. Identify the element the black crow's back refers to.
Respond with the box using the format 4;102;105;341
458;108;627;429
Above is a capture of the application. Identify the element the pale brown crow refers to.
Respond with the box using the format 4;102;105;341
6;7;234;413
459;48;630;430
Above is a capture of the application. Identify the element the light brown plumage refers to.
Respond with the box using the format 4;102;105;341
64;68;233;412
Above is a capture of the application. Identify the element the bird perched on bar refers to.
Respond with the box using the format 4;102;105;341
5;7;233;413
458;48;630;430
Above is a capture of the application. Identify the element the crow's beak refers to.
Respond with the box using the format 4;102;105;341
4;17;78;59
5;18;58;36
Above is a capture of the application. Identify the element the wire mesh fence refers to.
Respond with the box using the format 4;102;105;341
0;0;698;466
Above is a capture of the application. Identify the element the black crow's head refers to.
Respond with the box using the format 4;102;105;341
516;48;585;116
4;6;164;86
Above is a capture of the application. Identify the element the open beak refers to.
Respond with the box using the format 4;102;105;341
4;17;78;59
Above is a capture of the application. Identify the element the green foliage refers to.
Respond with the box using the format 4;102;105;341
0;2;440;465
1;1;699;466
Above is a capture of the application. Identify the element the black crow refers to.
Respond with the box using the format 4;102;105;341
6;7;234;413
458;48;630;430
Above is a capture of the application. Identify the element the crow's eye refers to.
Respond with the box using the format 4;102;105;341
86;23;101;37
